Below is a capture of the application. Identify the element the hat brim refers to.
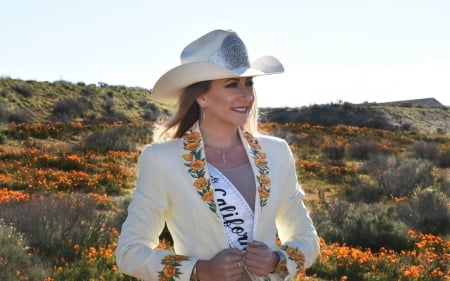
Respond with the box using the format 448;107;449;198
151;55;284;103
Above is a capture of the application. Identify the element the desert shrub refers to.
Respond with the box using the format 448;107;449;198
7;108;30;123
437;148;450;168
107;195;133;231
0;102;30;123
13;83;33;97
81;85;96;96
399;123;413;131
375;157;434;198
348;139;380;160
0;194;116;263
141;102;163;121
52;97;91;122
340;203;410;251
411;141;439;161
130;123;153;144
408;187;450;235
104;96;115;114
351;155;425;202
0;123;6;144
143;108;158;121
310;201;349;243
345;179;383;203
322;144;345;161
312;201;410;251
82;126;137;153
439;177;450;197
0;220;49;280
0;194;141;281
436;127;447;134
359;154;391;175
98;110;129;123
0;102;8;122
0;86;8;97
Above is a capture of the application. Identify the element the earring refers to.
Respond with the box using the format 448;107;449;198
202;110;206;120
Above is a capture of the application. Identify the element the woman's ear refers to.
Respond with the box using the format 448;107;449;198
196;95;207;108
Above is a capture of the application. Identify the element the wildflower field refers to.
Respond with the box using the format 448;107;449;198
0;120;449;281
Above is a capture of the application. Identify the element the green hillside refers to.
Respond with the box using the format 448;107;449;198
260;103;450;135
0;77;172;123
1;77;450;136
1;77;449;280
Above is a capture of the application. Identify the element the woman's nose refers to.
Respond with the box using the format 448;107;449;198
238;84;253;100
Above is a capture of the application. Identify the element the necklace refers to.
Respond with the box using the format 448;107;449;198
205;143;237;164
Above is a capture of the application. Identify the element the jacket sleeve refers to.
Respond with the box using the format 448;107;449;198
273;140;320;276
115;145;197;281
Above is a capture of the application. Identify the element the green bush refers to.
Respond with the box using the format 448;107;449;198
0;194;116;263
360;153;390;175
439;177;450;197
0;194;140;281
52;97;91;122
6;108;30;123
437;148;450;168
312;202;410;251
322;144;345;161
0;123;6;144
0;102;8;122
412;141;439;161
310;201;348;243
348;139;381;160
0;220;49;280
13;83;33;98
82;126;137;153
410;187;450;235
375;157;434;197
141;101;162;121
345;179;383;203
341;203;410;251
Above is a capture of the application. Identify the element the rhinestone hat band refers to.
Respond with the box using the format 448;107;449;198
209;34;250;74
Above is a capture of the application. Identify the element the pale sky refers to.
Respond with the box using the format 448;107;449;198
1;0;449;107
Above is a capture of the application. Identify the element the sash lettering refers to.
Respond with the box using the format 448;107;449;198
208;164;254;250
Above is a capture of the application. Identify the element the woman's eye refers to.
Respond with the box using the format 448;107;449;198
246;80;254;87
225;82;238;88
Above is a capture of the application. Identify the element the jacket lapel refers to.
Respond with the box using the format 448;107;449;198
240;129;271;212
181;122;271;218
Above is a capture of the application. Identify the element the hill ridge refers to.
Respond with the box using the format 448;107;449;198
1;77;449;135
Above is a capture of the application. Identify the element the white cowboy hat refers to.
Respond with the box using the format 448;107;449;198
151;29;284;103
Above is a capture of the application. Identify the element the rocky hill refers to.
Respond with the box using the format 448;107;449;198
1;77;449;135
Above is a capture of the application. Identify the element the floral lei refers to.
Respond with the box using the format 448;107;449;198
181;125;271;214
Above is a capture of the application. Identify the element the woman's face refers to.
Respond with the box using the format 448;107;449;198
197;77;254;127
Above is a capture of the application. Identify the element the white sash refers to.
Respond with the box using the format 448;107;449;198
208;163;254;250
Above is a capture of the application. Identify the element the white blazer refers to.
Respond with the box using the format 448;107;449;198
116;122;320;281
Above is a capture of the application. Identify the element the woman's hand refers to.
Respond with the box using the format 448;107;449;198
196;248;246;281
244;241;279;276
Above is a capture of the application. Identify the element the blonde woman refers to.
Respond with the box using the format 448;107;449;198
116;29;320;281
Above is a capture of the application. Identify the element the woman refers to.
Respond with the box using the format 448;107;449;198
116;29;320;281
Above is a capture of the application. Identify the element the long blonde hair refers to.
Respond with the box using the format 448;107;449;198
154;80;259;142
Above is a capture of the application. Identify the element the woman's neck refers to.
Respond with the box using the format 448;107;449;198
199;121;241;149
199;122;248;168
